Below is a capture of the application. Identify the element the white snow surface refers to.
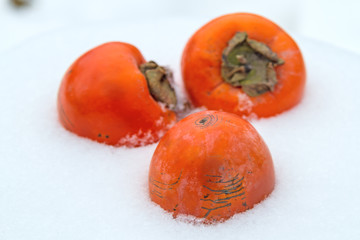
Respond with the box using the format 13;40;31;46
1;19;360;240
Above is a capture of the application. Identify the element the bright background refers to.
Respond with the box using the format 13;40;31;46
1;0;360;55
1;1;360;240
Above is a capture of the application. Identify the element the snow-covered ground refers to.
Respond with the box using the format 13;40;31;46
1;17;360;239
1;0;360;55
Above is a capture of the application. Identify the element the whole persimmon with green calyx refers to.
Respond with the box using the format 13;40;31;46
148;110;275;223
182;13;306;118
57;42;177;147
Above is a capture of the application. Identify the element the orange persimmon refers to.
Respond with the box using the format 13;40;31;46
149;110;275;222
57;42;177;147
182;13;306;118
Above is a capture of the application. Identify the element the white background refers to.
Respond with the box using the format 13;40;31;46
1;0;360;55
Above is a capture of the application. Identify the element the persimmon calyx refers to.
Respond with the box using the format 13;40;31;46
221;32;284;97
140;61;177;109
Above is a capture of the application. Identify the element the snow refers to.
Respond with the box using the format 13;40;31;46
1;18;360;240
236;93;254;114
2;0;360;55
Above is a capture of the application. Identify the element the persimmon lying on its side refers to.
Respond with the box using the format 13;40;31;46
148;110;275;222
182;13;306;118
57;42;177;147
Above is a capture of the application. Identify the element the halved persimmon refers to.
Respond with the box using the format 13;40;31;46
149;110;275;222
57;42;177;147
182;13;306;118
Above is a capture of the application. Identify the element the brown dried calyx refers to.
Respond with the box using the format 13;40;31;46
221;32;284;97
140;61;177;109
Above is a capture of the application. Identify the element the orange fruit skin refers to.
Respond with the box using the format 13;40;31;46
182;13;306;118
149;110;275;222
57;42;176;147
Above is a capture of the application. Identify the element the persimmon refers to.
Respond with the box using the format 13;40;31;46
182;13;306;118
57;42;177;147
148;110;275;222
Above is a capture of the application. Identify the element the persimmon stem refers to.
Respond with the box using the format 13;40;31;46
221;32;284;97
140;61;177;109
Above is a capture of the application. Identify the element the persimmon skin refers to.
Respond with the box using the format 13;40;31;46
57;42;176;147
182;13;306;118
149;110;275;222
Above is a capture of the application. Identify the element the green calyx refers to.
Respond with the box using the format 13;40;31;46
221;32;284;97
140;61;177;109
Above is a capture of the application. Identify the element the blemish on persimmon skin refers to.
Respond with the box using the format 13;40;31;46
194;113;219;129
66;69;73;76
58;97;74;130
200;174;246;218
97;133;110;139
199;118;207;124
149;171;183;200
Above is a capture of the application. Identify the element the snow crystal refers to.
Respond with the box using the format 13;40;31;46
117;119;175;147
155;116;164;127
117;129;156;147
237;92;254;113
